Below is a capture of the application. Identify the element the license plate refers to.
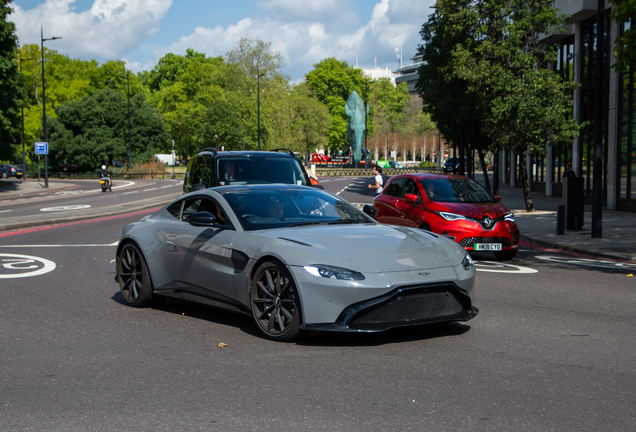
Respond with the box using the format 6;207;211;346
100;180;105;184
474;243;502;251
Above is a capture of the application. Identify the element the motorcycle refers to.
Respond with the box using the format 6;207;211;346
100;176;112;192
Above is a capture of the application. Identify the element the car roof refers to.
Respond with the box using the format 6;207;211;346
196;149;297;159
392;173;472;180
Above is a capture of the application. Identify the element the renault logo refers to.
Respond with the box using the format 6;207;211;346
482;216;494;229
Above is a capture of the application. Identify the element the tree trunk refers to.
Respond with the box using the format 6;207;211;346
518;150;535;212
477;146;491;194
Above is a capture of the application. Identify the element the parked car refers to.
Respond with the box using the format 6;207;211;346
443;157;468;173
183;148;320;194
373;173;519;260
115;184;478;341
0;164;22;179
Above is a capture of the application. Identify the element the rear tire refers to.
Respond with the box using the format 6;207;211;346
494;249;517;261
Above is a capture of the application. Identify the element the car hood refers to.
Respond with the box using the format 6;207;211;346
246;224;465;273
436;202;510;219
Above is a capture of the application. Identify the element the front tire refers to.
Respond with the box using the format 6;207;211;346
494;249;517;261
117;243;157;307
250;261;302;341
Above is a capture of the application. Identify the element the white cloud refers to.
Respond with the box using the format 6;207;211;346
145;0;433;78
11;0;172;60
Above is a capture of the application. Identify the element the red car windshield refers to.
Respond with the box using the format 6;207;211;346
420;178;496;203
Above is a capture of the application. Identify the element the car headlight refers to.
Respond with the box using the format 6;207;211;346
462;253;474;271
504;212;515;222
303;265;365;281
439;212;472;222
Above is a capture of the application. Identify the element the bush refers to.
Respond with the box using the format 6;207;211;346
420;161;437;168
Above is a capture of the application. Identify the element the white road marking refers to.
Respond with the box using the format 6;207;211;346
0;244;117;247
535;255;636;270
144;188;157;191
474;261;538;274
123;191;138;195
0;253;56;278
161;185;172;188
40;204;91;212
0;210;12;213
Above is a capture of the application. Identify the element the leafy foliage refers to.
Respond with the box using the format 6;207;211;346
0;0;24;160
48;88;169;171
418;0;582;210
611;0;635;72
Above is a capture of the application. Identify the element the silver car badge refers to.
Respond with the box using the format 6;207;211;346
418;271;431;276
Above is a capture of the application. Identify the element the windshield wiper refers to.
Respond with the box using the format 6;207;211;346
289;221;326;227
327;220;360;225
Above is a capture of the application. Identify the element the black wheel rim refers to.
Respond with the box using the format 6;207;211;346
252;267;297;336
119;246;143;302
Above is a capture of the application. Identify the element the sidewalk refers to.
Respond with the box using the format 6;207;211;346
493;178;636;262
0;178;180;232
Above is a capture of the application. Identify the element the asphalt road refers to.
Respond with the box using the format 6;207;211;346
0;177;635;431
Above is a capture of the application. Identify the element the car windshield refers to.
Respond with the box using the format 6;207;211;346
222;188;374;231
420;178;496;203
216;156;307;186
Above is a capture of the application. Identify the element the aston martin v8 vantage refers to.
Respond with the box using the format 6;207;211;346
115;185;478;341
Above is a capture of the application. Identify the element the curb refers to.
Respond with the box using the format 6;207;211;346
521;234;636;263
0;194;180;233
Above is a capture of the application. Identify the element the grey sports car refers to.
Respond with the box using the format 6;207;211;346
115;184;478;341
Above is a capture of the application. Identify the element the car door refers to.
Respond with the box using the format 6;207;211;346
161;196;237;301
375;177;406;226
393;178;422;228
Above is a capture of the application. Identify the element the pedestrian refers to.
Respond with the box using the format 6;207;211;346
368;165;384;196
563;163;576;178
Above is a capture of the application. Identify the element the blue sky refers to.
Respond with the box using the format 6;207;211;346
9;0;434;80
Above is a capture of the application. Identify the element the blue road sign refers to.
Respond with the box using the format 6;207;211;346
35;142;48;155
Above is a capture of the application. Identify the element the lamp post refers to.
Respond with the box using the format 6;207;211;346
305;129;310;167
434;131;442;169
125;70;131;170
591;0;604;238
41;26;62;188
19;50;35;181
257;67;264;151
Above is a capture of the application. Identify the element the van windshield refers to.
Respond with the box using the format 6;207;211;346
216;156;308;186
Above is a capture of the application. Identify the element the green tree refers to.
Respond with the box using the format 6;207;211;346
305;58;367;153
424;0;581;210
48;88;169;171
611;0;635;72
416;4;491;189
0;0;25;161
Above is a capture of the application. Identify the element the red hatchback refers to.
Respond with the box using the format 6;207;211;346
374;173;520;260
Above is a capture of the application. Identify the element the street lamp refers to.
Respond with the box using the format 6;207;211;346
257;67;264;151
19;50;35;181
41;26;62;188
305;129;310;167
125;70;131;170
434;131;441;169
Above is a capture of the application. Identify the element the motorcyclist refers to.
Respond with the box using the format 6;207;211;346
99;164;112;191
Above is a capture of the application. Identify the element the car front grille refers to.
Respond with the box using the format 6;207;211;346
339;284;473;331
459;237;512;248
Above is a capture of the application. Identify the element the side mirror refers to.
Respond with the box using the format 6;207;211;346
493;195;501;202
362;204;378;219
186;211;217;227
403;193;418;203
191;183;206;192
